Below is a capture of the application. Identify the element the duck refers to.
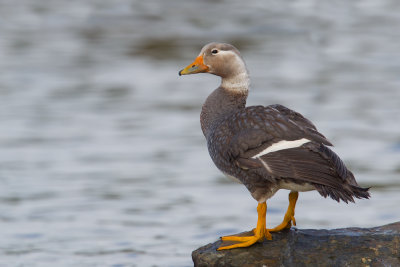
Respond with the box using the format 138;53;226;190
179;42;370;250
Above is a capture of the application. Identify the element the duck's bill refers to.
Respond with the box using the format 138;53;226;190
179;55;209;76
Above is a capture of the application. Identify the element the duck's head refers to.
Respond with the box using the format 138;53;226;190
179;42;248;79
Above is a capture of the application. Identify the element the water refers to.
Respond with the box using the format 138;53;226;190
1;1;399;266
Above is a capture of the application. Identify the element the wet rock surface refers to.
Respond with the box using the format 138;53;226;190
192;222;400;267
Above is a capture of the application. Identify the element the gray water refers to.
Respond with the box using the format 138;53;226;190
1;1;400;266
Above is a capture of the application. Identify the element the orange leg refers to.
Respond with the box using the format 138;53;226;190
268;191;298;232
218;202;272;250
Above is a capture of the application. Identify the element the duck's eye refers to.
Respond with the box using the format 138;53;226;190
211;49;218;55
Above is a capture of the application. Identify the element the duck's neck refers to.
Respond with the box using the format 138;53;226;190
200;74;249;138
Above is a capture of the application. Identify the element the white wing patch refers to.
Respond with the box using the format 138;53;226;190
251;138;310;159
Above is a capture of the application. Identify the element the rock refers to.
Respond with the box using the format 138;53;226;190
192;222;400;267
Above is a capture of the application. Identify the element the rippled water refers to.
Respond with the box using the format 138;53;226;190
1;1;400;266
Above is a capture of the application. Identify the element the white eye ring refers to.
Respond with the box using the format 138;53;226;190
211;49;219;55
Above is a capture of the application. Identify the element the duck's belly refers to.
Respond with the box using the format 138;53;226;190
279;181;315;192
223;171;315;192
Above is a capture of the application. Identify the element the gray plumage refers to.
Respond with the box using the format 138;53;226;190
183;42;370;204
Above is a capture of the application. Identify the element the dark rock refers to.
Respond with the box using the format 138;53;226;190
192;222;400;267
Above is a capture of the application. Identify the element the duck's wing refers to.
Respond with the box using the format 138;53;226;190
225;105;367;201
226;105;332;160
265;104;332;146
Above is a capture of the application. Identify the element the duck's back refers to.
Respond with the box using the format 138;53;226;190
207;104;369;202
207;104;331;166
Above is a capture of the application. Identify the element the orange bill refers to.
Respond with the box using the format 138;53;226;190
179;55;209;76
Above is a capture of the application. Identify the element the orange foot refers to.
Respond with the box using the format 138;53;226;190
268;191;298;232
218;202;272;250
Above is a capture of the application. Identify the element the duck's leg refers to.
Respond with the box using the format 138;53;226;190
218;202;272;250
268;191;298;232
